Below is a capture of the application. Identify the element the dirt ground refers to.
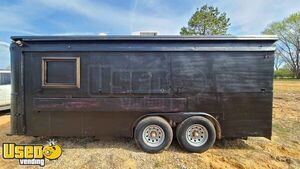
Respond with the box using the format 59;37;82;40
0;80;299;169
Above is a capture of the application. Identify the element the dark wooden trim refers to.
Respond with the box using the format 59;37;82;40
41;57;80;88
32;98;187;112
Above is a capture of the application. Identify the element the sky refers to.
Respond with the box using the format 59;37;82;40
0;0;300;69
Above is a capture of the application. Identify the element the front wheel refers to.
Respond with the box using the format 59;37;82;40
134;116;173;153
176;116;216;153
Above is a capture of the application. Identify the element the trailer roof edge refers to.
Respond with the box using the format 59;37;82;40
11;35;278;41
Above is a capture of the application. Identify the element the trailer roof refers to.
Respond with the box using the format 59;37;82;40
11;35;278;41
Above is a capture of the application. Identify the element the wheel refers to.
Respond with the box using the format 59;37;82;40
176;116;216;153
134;116;173;153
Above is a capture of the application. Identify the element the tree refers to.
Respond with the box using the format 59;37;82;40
180;5;230;35
274;51;284;70
263;13;300;79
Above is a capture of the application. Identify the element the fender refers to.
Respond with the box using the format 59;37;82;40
131;112;222;139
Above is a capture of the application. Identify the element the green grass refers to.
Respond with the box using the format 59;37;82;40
274;78;300;81
272;122;290;136
154;161;163;168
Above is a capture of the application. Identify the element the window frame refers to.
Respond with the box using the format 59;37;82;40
41;57;80;88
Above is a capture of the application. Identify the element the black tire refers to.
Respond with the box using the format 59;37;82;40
176;116;216;153
134;116;173;153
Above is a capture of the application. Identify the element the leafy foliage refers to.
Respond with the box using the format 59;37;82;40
274;68;294;79
180;5;230;35
263;13;300;78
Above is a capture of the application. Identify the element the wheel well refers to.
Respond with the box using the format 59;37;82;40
131;115;170;136
198;115;222;140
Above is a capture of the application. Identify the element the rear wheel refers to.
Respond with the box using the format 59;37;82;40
134;116;173;153
176;116;216;153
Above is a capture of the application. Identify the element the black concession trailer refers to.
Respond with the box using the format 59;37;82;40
10;35;277;153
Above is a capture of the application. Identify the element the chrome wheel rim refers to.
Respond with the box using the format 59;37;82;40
142;125;165;147
186;124;208;147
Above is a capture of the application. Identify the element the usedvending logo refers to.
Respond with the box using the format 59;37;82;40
2;139;62;167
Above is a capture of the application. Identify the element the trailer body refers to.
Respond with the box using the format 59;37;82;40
10;36;277;139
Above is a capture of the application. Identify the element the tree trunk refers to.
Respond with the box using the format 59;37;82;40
295;68;300;79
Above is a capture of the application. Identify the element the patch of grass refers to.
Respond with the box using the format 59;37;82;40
272;122;290;135
154;161;163;168
274;78;300;82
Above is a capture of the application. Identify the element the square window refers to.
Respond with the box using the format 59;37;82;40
42;57;80;88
